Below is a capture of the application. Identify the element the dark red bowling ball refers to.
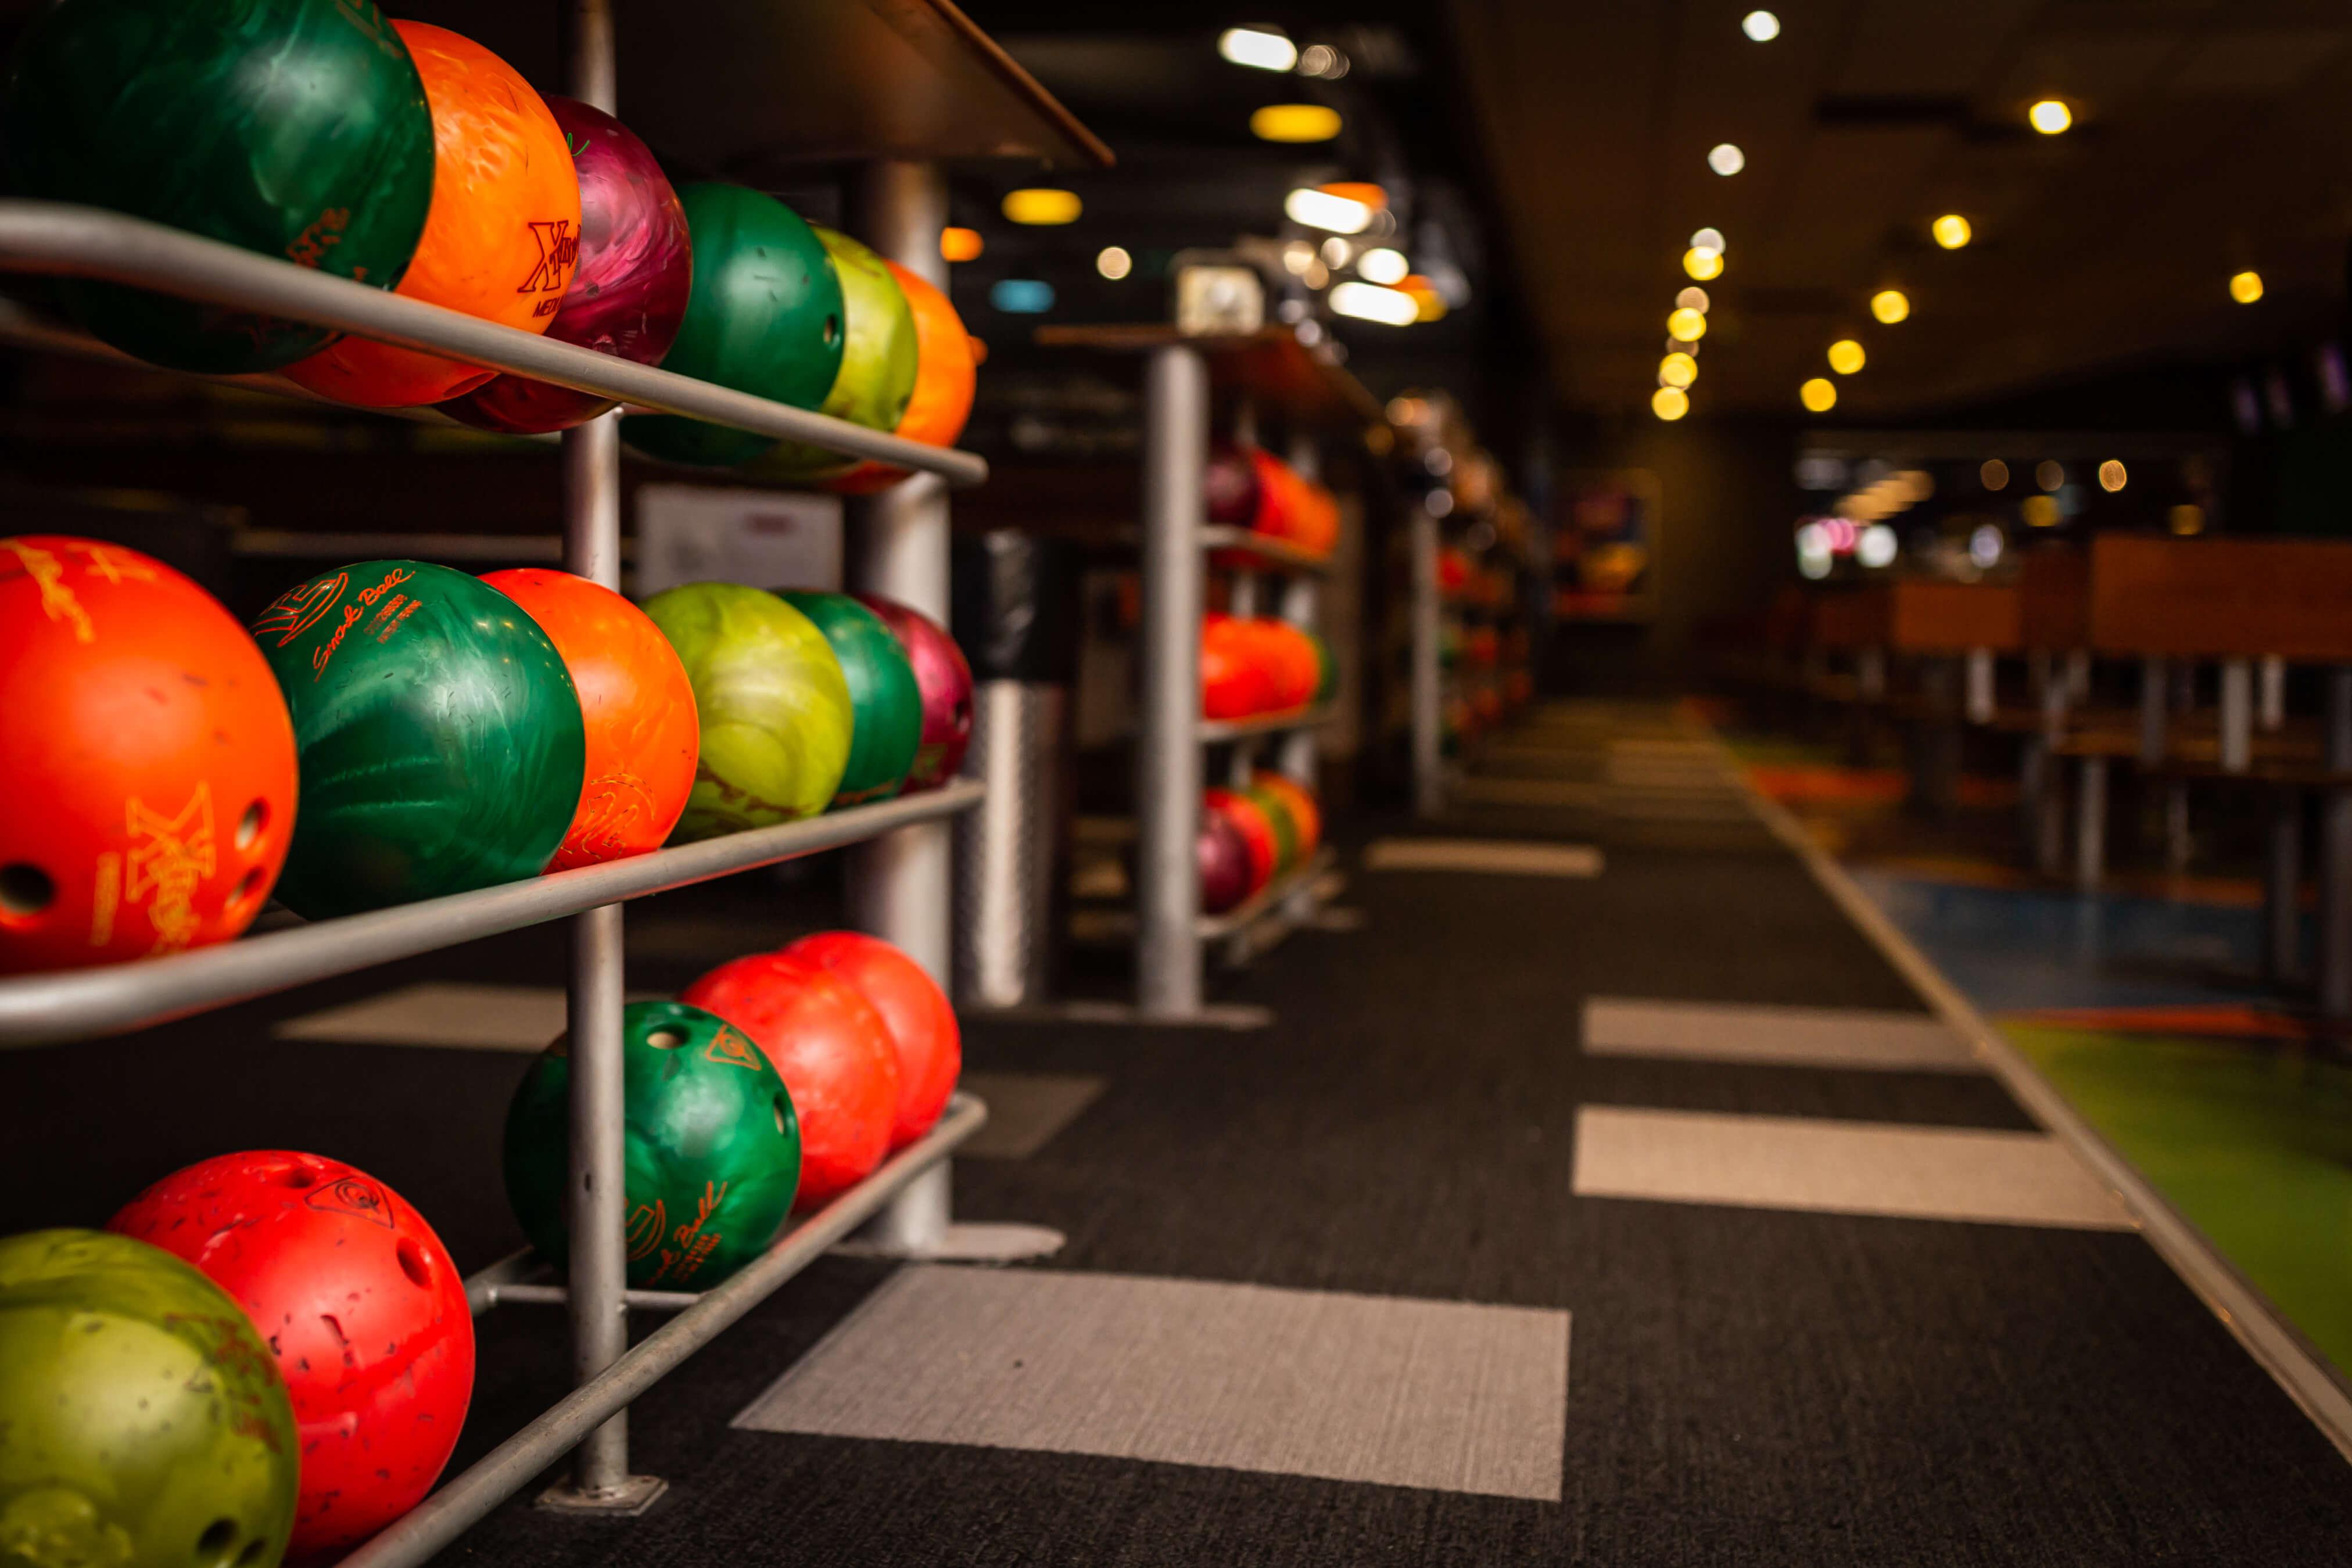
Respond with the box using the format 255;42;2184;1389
853;594;972;792
1198;808;1252;913
447;98;690;434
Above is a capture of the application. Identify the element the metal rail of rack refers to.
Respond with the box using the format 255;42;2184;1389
0;0;1108;1547
1199;704;1338;743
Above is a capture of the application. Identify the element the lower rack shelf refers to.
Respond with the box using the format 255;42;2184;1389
0;780;984;1047
342;1093;988;1568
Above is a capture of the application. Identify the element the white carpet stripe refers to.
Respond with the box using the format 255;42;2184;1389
736;1266;1571;1501
1572;1107;2133;1230
1583;999;1981;1073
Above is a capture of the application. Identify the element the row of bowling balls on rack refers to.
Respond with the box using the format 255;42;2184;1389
0;536;972;974
2;0;974;482
0;928;951;1566
1200;613;1334;720
1199;776;1323;914
1206;445;1342;561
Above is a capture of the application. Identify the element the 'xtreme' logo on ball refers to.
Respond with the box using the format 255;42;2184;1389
522;220;580;315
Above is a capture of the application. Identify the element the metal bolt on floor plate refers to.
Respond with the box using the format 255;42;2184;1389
535;1474;668;1516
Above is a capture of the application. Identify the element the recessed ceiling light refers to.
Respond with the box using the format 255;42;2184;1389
1096;246;1132;280
1001;188;1081;225
1250;103;1342;143
1668;307;1707;342
1677;286;1711;313
1659;351;1697;389
1218;27;1297;72
1707;143;1745;176
1870;289;1910;324
1683;247;1723;281
1827;339;1865;375
2229;270;2264;304
2029;99;2072;134
1741;11;1780;42
1801;377;1837;412
1931;214;1971;249
1652;386;1690;421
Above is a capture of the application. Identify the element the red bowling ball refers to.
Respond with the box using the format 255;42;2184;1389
854;594;973;792
109;1150;474;1559
1198;807;1253;913
783;931;960;1149
1205;787;1277;894
1201;613;1275;719
683;951;901;1207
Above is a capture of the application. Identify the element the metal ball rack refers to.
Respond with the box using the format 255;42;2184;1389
0;1;1113;1559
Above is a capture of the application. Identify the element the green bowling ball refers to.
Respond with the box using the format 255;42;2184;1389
0;1229;299;1568
1308;631;1336;704
774;591;922;806
1243;784;1299;873
623;185;844;468
747;228;919;486
503;1001;802;1289
3;0;433;374
252;561;586;917
642;583;851;837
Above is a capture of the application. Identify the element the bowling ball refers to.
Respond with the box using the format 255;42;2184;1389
2;0;433;374
683;951;899;1208
1258;620;1322;710
502;1000;801;1290
1250;771;1321;857
784;932;959;1149
829;263;978;493
282;22;579;407
1197;809;1252;914
1203;788;1275;895
1201;613;1275;719
774;591;920;806
623;185;843;467
110;1152;472;1559
640;584;851;838
1243;783;1298;873
852;596;971;792
480;569;698;869
447;98;691;433
754;229;919;485
1308;630;1336;704
1;538;296;975
0;1229;298;1568
250;560;585;916
1204;445;1256;526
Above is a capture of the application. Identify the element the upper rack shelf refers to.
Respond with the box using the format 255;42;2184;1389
0;202;987;484
1033;324;1388;432
0;781;983;1049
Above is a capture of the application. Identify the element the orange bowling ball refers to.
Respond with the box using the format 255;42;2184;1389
282;22;579;407
480;568;698;869
0;536;297;974
1250;770;1321;856
831;263;978;494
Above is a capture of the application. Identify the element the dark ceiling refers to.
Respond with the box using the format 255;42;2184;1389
1449;0;2352;421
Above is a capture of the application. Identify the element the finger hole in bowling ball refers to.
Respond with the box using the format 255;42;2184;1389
397;1237;431;1289
235;1541;268;1568
232;867;267;907
824;314;840;347
647;1028;688;1050
774;1096;790;1136
196;1520;236;1565
279;1165;316;1189
236;799;268;851
0;863;53;917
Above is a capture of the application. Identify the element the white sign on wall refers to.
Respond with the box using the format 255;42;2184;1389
633;484;842;598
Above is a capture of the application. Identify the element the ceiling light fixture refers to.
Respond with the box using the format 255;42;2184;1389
1285;187;1373;234
1870;289;1910;324
1356;247;1409;285
1652;386;1690;421
1800;377;1837;412
1329;281;1419;325
1218;27;1297;72
2099;460;2127;492
1931;214;1972;249
1677;286;1711;313
1708;143;1746;176
2029;99;2072;134
1827;339;1865;374
1096;246;1132;280
940;227;983;263
1001;188;1081;225
2230;270;2264;304
1659;351;1697;389
1250;103;1342;142
1668;307;1708;342
1683;247;1723;281
1741;11;1781;42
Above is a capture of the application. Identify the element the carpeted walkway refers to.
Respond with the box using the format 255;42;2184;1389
4;702;2347;1563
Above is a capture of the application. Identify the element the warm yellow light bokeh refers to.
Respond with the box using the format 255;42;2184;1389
2030;99;2072;134
1668;307;1708;342
2022;495;2061;527
1683;246;1723;281
1002;188;1082;225
1870;289;1910;324
1800;378;1837;412
2230;270;2264;304
1932;214;1972;249
1659;351;1697;389
1652;386;1690;421
2169;504;2206;536
1250;104;1343;143
941;227;984;262
1827;339;1865;375
2099;460;2127;493
1980;458;2009;491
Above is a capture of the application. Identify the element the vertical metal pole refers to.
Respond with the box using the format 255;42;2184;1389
1138;345;1209;1015
2319;670;2352;1028
2265;791;2302;985
545;0;658;1513
2220;657;2252;774
1964;648;1994;725
2074;755;2107;895
2139;656;2168;765
842;158;954;1256
2260;655;2287;732
2066;648;2091;704
1410;503;1443;818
